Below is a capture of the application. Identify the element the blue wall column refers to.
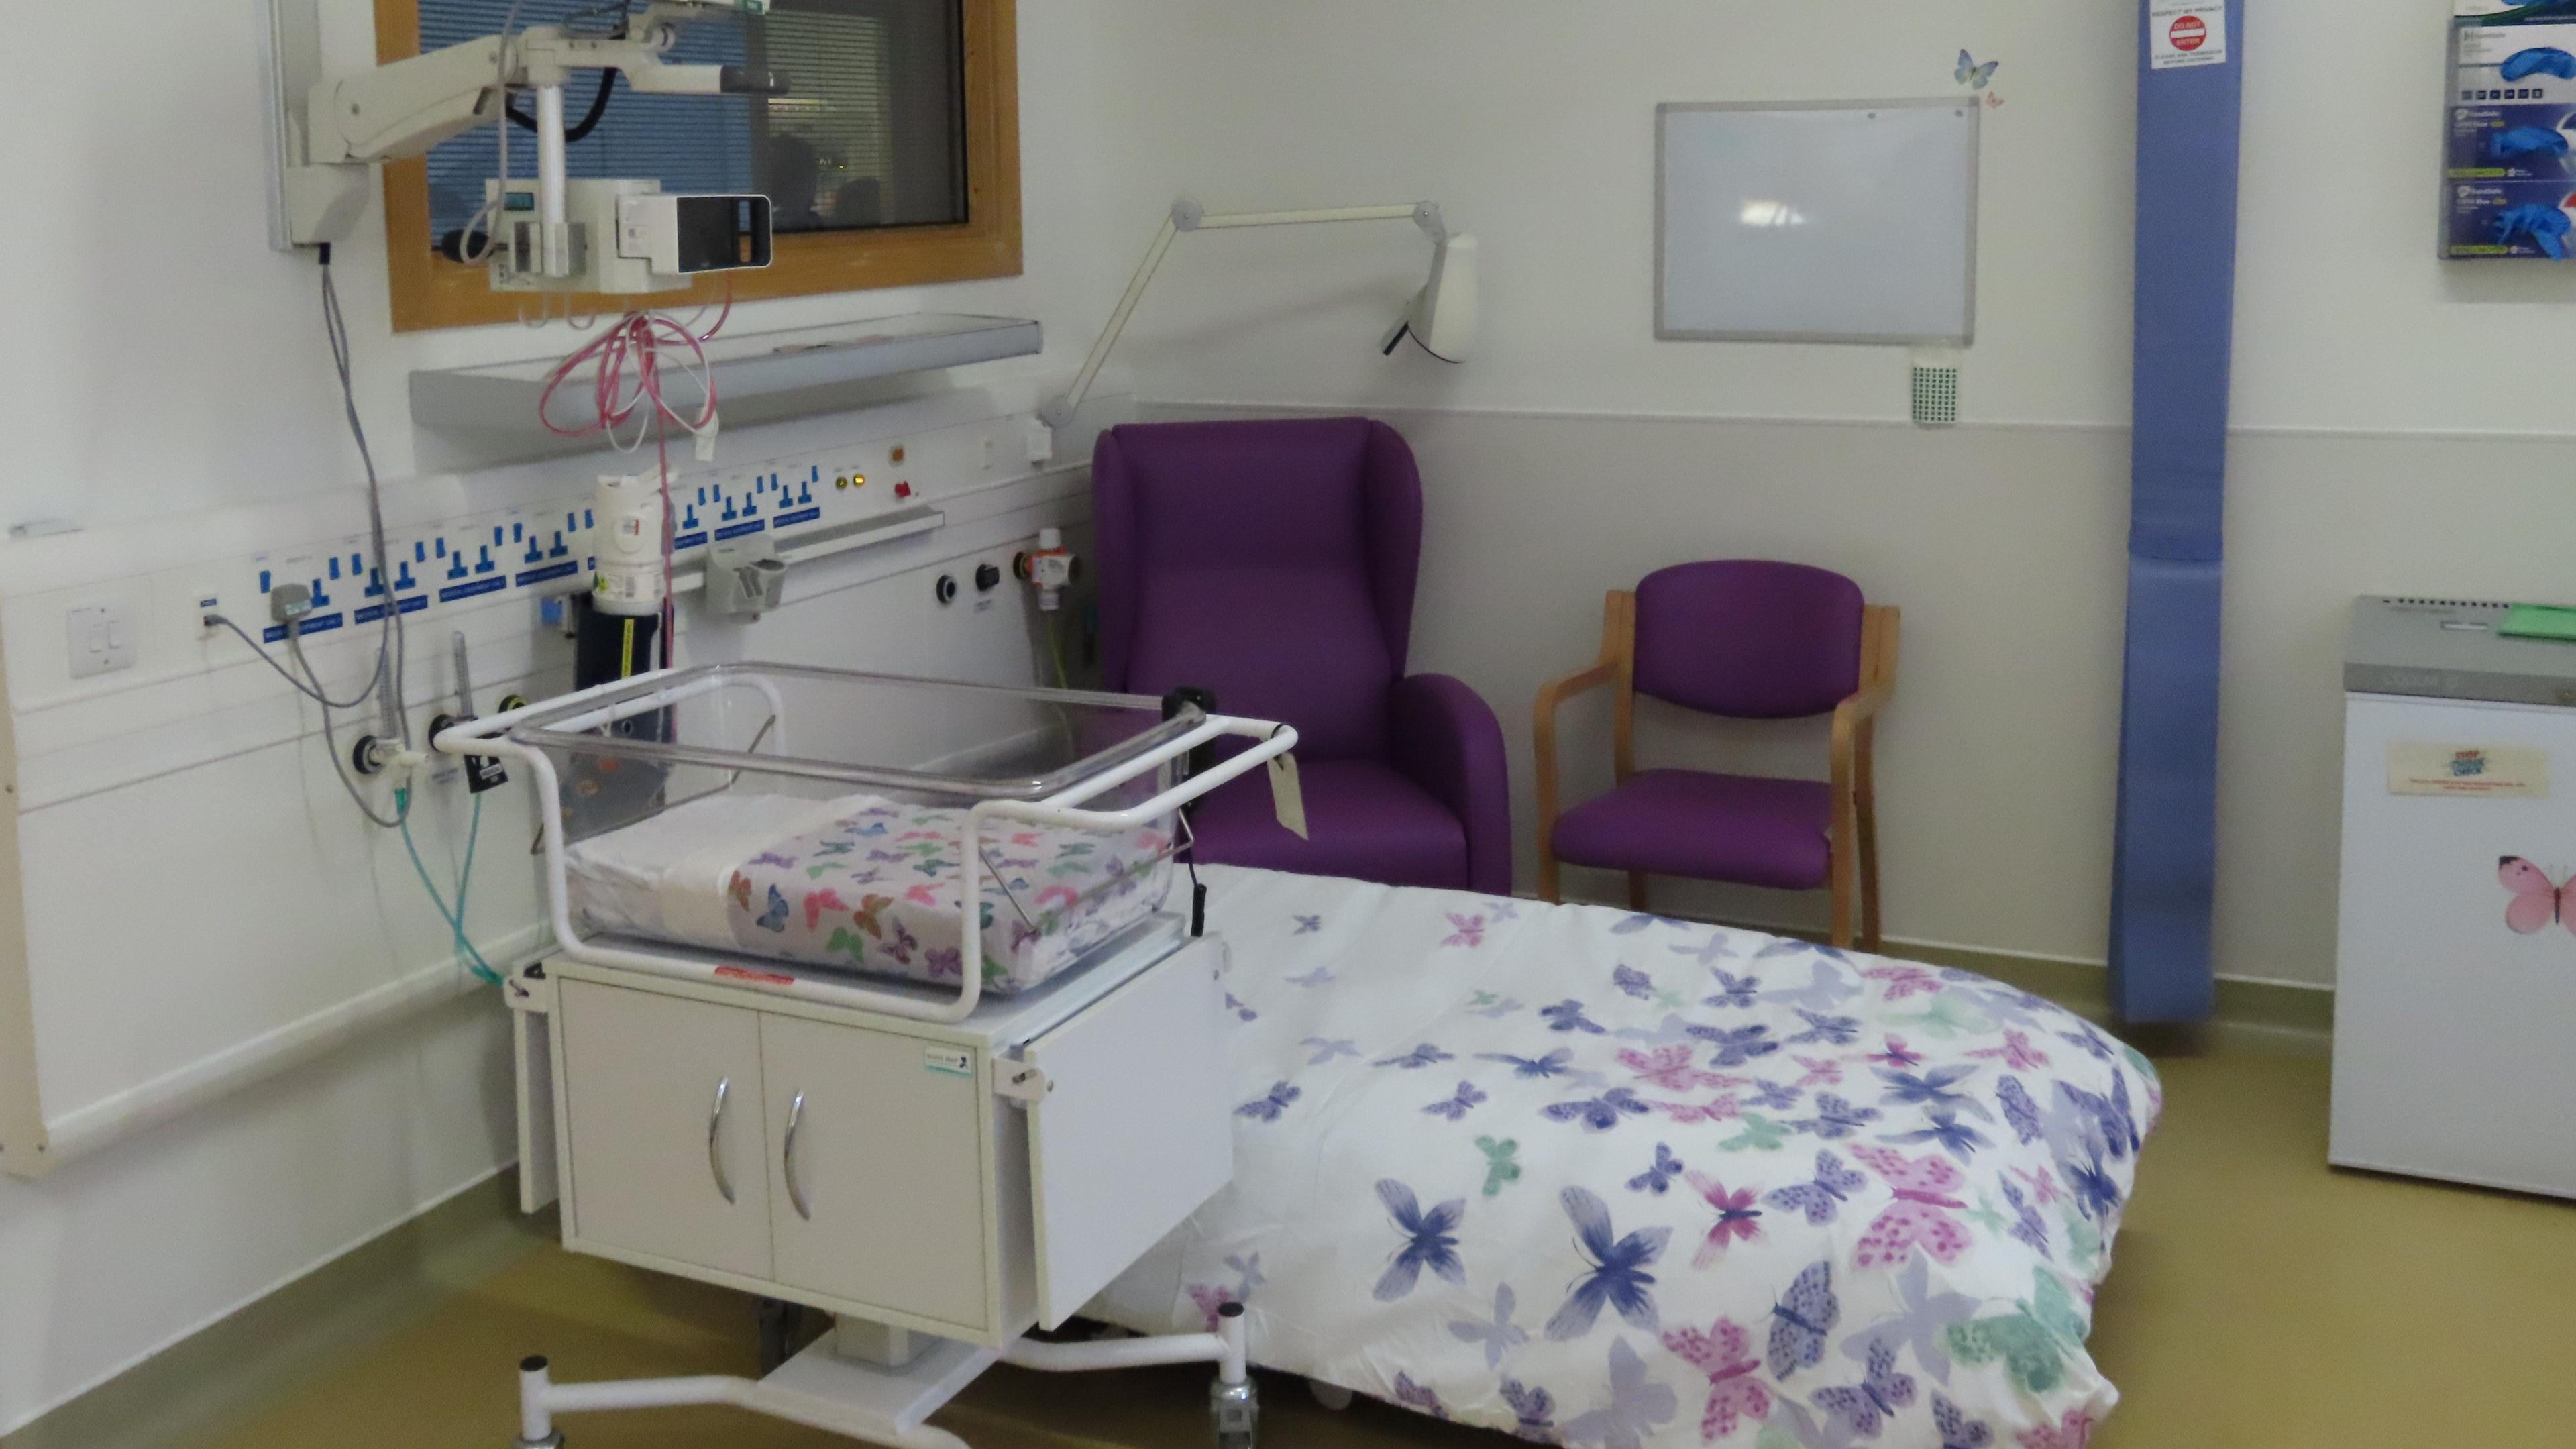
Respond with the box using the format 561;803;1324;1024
2109;1;2243;1023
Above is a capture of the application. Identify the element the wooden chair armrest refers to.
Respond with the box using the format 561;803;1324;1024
1535;661;1617;721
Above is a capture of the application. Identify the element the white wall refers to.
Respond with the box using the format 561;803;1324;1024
1094;0;2576;989
0;0;1123;1432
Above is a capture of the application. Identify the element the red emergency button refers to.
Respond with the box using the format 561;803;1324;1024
894;481;913;499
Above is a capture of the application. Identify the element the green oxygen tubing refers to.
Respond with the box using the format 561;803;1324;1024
397;782;503;987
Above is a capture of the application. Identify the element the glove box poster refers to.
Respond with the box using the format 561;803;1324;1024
2447;2;2576;258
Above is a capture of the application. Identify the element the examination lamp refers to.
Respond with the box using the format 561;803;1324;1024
1041;197;1479;429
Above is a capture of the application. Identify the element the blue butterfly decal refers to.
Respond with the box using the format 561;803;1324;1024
1448;1283;1531;1368
2000;1179;2050;1256
1670;934;1735;967
1425;1081;1489;1122
1686;1022;1779;1068
1293;914;1324;934
1785;1009;1861;1047
1558;1338;1677;1449
1767;1259;1841;1378
1478;1047;1576;1079
1792;1093;1881;1140
1627;1142;1684;1195
1609;913;1661;936
1503;1379;1558;1442
1372;1179;1467;1301
1301;1036;1360;1065
1957;49;2000;90
1703;969;1758;1010
1543;1087;1652;1133
754;885;790;933
1235;1081;1301;1122
2063;1152;2122;1220
1815;1337;1917;1437
1544;1186;1670;1340
2057;1024;2116;1063
1375;1042;1456;1070
1224;993;1258;1022
1883;1108;1989;1162
1933;1393;1994;1449
1745;1080;1801;1112
1876;1064;1980;1115
2057;1077;2141;1160
1542;1000;1609;1035
1765;1149;1866;1225
1286;966;1336;988
1392;1373;1448;1421
1998;1076;2046;1145
1613;964;1658;1000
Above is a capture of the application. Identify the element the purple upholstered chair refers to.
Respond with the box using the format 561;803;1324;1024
1533;562;1898;949
1092;418;1512;894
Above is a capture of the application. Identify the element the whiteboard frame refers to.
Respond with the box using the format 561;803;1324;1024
1654;98;1981;347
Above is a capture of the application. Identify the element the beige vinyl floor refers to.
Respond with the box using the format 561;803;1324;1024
193;1050;2576;1449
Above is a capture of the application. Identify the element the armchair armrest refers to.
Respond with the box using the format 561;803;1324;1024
1391;673;1514;896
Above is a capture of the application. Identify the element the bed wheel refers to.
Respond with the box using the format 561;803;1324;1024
1307;1380;1354;1411
1211;1372;1260;1449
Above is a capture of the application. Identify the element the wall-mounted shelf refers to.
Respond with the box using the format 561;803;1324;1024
409;313;1044;441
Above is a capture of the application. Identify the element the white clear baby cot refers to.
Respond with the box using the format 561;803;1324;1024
434;664;1296;1448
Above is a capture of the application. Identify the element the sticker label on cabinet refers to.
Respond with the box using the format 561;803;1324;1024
924;1046;973;1077
2387;741;2550;798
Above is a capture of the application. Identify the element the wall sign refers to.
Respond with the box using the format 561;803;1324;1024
2149;3;2228;70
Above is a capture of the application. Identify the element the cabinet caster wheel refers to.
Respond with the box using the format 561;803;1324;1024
513;1435;564;1448
1308;1379;1354;1411
1212;1373;1259;1449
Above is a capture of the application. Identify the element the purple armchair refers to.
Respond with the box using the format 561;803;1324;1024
1092;418;1513;895
1533;562;1899;949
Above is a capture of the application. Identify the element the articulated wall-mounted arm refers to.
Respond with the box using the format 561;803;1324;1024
1041;197;1479;429
264;0;782;250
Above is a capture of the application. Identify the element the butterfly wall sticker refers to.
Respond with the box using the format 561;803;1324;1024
1765;1149;1866;1226
1766;1260;1841;1379
1425;1081;1489;1122
1236;1081;1301;1122
2499;855;2576;934
1957;49;2000;89
1628;1142;1686;1195
1372;1179;1466;1301
1814;1337;1917;1438
1686;1173;1764;1266
1850;1145;1973;1267
1477;1135;1524;1196
1546;1187;1671;1340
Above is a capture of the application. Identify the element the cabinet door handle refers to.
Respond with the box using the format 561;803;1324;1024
708;1077;737;1205
783;1090;812;1221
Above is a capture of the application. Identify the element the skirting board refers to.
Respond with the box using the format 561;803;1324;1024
5;1167;551;1449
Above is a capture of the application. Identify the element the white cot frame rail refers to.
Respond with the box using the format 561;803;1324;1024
432;667;1297;1021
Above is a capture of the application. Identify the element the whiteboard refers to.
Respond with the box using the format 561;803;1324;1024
1657;100;1980;345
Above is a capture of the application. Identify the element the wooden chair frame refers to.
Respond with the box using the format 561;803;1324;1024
1534;591;1900;950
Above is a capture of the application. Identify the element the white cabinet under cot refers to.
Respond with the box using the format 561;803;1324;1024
527;921;1236;1348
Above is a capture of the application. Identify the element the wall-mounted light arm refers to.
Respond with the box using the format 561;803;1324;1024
1040;197;1475;429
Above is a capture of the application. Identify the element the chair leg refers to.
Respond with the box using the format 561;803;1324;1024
1538;845;1562;906
1627;872;1650;912
1857;722;1882;953
1827;801;1858;953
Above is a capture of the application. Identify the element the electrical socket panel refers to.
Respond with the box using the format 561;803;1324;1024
191;413;1039;651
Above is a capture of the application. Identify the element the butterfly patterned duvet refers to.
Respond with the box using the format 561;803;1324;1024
1089;867;2159;1449
562;790;1174;994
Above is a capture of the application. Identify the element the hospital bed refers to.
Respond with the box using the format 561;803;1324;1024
442;665;2160;1449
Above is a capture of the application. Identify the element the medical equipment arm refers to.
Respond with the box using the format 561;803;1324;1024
1390;674;1514;896
1042;197;1474;427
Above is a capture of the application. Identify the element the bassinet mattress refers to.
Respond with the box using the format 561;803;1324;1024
564;791;1175;994
1093;867;2161;1449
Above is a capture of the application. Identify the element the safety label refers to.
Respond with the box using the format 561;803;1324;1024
2388;741;2550;798
2149;2;2228;70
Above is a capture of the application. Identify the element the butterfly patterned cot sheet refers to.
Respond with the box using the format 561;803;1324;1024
564;790;1176;994
1091;867;2159;1449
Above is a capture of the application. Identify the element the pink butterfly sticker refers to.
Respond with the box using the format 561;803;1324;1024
2499;856;2576;936
1011;830;1043;848
1790;1055;1844;1089
2011;1164;2063;1207
1620;1045;1741;1093
1849;1146;1972;1267
1653;1095;1743;1126
1185;1283;1239;1332
1036;884;1083;912
1683;1174;1764;1267
1868;1035;1925;1069
1862;963;1943;1000
802;888;847;932
1968;1030;2051;1072
906;883;942;908
1443;913;1488;947
2016;1411;2096;1449
1662;1315;1770;1440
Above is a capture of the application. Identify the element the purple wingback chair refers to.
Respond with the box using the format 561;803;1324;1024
1533;561;1899;948
1092;418;1512;894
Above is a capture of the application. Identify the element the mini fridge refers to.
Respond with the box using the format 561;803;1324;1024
2332;596;2576;1197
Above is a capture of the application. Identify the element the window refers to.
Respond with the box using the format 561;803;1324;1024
379;0;1019;332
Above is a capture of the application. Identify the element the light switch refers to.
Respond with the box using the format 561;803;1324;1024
68;601;136;679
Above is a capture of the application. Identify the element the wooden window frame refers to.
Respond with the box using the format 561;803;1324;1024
373;0;1020;333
